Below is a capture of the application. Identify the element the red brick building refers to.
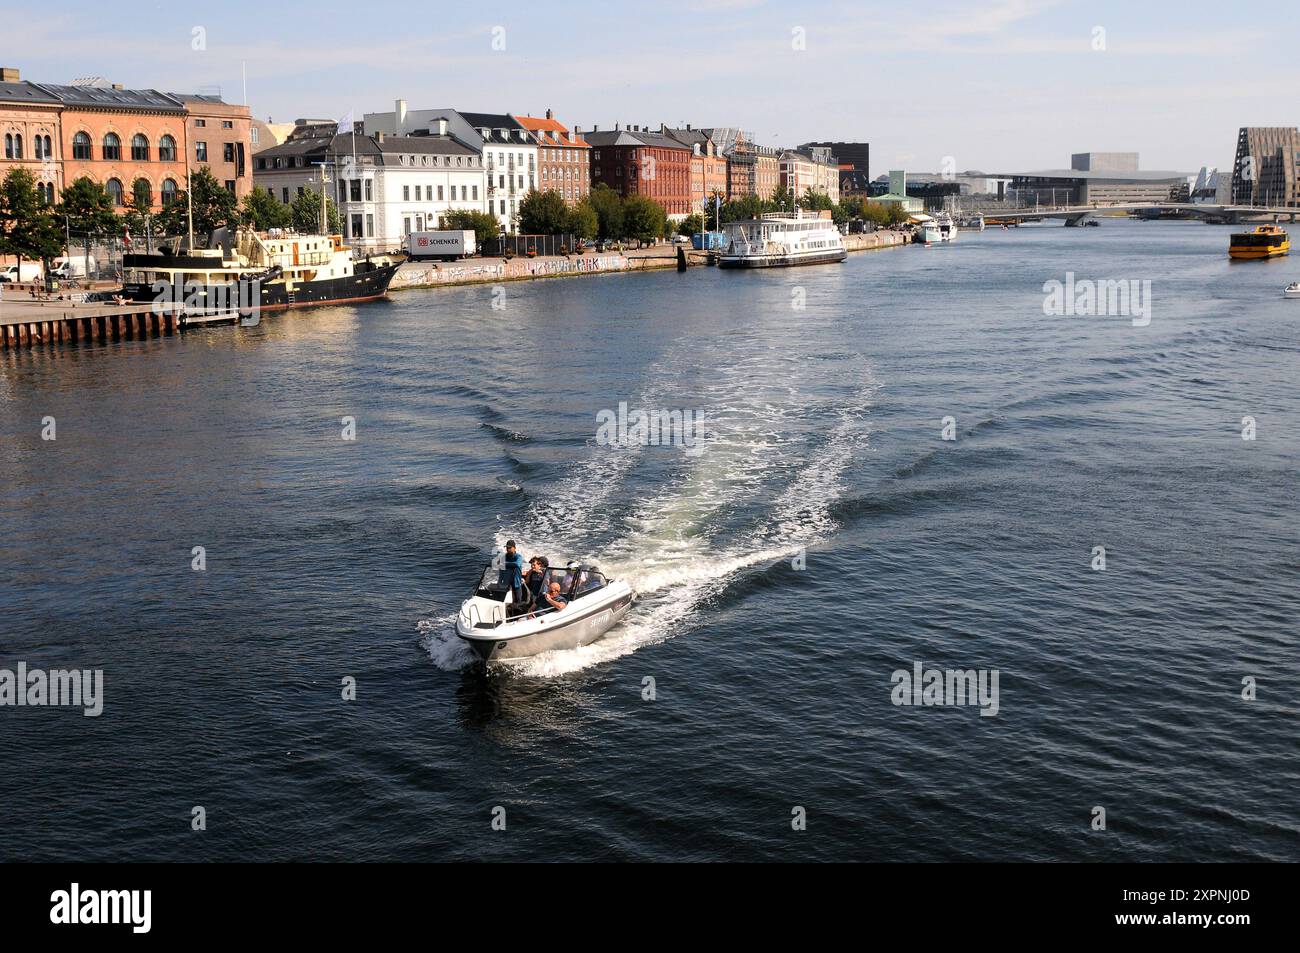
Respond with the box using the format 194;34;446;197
0;67;252;213
514;109;590;205
584;124;692;217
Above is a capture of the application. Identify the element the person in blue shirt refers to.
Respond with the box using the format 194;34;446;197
499;539;526;606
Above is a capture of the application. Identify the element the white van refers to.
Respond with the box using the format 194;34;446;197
51;255;97;280
0;262;43;283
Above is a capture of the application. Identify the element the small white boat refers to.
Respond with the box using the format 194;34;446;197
957;213;985;232
456;560;634;662
1284;282;1300;298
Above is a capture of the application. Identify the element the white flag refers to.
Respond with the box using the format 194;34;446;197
337;110;354;134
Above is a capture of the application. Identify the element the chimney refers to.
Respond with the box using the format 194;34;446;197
436;118;447;137
614;122;620;131
592;124;598;132
112;83;124;90
0;67;18;82
546;108;553;120
376;131;385;143
686;123;692;131
395;98;408;135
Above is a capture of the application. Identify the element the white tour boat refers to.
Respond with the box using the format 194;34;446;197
718;210;847;269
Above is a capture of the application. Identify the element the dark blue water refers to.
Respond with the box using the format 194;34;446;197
2;219;1297;861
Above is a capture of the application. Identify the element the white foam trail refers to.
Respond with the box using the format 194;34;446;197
418;612;477;671
424;340;877;676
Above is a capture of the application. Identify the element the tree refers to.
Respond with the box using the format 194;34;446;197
0;167;64;284
241;187;292;230
121;189;156;249
518;190;570;235
622;194;667;246
440;209;502;245
58;177;118;242
677;212;704;237
565;199;598;241
289;187;339;233
153;167;239;240
589;184;625;240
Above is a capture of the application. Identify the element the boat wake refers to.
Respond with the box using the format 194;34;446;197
420;340;877;676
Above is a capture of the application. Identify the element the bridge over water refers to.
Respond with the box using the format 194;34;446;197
977;203;1300;226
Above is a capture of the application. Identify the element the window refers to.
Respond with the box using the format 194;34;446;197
437;185;444;201
3;133;10;159
350;213;363;238
195;141;207;162
403;216;411;235
106;178;124;206
349;180;361;202
297;186;305;197
102;133;120;160
472;185;478;200
73;131;91;159
133;178;151;207
282;187;289;203
366;214;374;237
161;178;178;205
250;127;259;146
223;142;235;163
461;185;467;200
194;119;206;127
364;179;372;201
224;180;235;193
131;134;149;161
499;199;505;214
403;185;410;201
222;120;233;129
159;135;176;161
34;135;45;160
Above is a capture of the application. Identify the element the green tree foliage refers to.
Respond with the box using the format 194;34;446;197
565;199;599;241
588;184;624;240
677;212;703;237
289;186;340;233
241;187;292;230
58;177;118;240
440;209;502;245
622;194;667;246
0;167;64;279
518;189;570;234
154;167;239;239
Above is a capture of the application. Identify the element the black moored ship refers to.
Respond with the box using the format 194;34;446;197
122;226;400;313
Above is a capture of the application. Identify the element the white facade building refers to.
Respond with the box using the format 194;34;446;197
328;132;487;254
363;101;538;233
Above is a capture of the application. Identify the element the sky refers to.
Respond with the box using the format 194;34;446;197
3;0;1298;175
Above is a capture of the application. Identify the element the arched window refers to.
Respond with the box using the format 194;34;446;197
161;178;178;205
40;182;55;205
132;178;151;207
106;178;124;206
34;136;43;160
3;133;11;159
12;133;22;158
102;133;121;161
73;131;91;160
131;134;149;161
43;135;52;158
159;135;176;161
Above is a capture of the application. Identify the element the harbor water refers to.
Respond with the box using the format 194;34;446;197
1;219;1296;861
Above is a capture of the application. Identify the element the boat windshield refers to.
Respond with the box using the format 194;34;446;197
472;562;608;602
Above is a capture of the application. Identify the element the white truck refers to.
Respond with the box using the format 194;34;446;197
51;255;97;280
0;262;43;283
407;229;476;261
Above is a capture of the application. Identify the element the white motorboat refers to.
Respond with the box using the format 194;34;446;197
957;213;985;231
916;214;958;245
718;209;847;268
455;560;634;662
1284;282;1300;298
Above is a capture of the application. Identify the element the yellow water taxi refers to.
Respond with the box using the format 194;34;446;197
1228;224;1290;260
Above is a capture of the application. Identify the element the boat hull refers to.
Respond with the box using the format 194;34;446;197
121;262;402;313
1228;245;1289;260
456;587;634;662
718;249;847;269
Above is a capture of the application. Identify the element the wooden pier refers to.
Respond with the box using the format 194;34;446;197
0;297;240;351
